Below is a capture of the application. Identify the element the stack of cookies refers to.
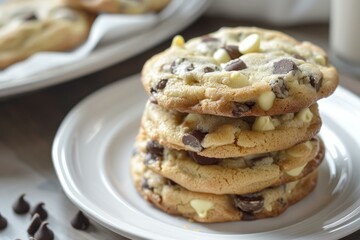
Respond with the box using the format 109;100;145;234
131;27;339;222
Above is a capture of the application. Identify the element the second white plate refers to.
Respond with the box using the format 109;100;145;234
52;74;360;240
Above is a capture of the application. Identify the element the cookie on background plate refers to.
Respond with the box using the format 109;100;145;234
141;27;339;117
0;0;94;69
61;0;170;14
141;101;321;158
135;129;324;195
131;151;319;223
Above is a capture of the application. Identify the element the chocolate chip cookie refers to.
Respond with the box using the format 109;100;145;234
141;101;321;158
0;0;94;69
141;27;339;117
136;128;324;195
131;150;319;223
61;0;170;14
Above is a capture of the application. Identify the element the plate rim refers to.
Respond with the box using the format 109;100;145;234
52;74;360;240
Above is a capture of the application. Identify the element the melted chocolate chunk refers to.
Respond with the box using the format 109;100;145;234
13;194;30;214
71;211;90;230
233;193;264;213
232;101;255;117
203;67;215;73
273;59;298;74
27;213;42;236
223;45;241;59
309;74;323;91
0;213;7;230
34;222;54;240
188;152;220;165
182;130;207;152
144;140;164;165
31;203;48;221
156;79;168;90
269;78;289;98
224;59;247;71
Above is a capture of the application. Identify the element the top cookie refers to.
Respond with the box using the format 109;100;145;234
61;0;170;14
0;0;94;69
142;27;339;117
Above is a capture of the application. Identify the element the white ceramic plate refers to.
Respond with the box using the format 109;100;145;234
0;0;209;98
52;74;360;240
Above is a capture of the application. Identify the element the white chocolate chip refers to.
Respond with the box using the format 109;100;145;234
286;141;313;158
296;108;313;123
190;199;214;218
223;72;249;88
257;91;276;111
252;116;275;131
286;164;307;177
171;35;185;48
202;124;237;148
213;48;231;63
315;55;326;65
239;34;261;54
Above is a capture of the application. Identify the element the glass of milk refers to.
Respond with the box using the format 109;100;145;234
330;0;360;75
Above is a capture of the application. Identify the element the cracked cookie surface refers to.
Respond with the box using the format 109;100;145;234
0;0;94;69
141;27;339;117
141;101;321;158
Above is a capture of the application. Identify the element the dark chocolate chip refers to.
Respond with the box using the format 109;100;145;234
188;152;220;165
144;140;163;164
167;179;177;186
273;59;298;74
170;58;194;74
149;88;158;104
201;36;219;42
27;213;42;236
0;213;7;230
34;222;54;240
13;194;30;214
71;211;90;230
141;178;152;190
232;101;255;117
31;203;48;221
182;130;207;152
241;212;256;221
146;140;164;157
269;77;289;98
203;67;214;73
309;74;323;91
156;79;168;90
233;193;264;213
224;59;247;71
223;45;241;59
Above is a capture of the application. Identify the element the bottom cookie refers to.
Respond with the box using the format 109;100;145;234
131;153;318;223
